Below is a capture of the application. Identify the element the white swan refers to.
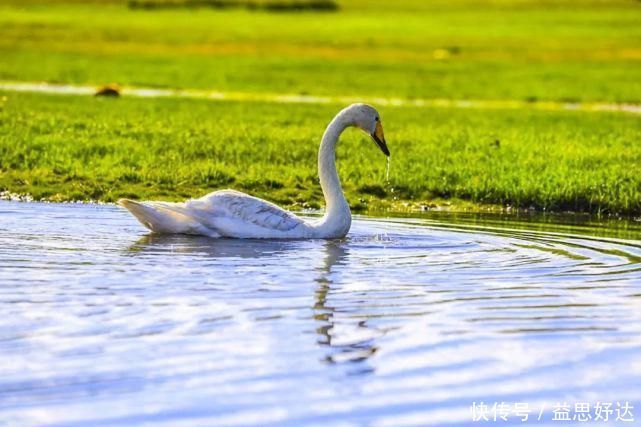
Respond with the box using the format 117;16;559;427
118;103;389;239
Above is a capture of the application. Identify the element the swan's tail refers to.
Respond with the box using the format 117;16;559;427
118;199;219;236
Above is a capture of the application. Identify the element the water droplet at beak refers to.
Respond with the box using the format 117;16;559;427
386;156;391;183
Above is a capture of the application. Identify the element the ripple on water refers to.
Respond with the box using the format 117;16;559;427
0;201;640;426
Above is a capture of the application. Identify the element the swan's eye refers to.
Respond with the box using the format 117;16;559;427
375;116;379;121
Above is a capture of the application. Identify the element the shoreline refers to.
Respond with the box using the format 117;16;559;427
3;190;640;222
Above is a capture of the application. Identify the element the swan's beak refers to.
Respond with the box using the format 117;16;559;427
371;121;390;157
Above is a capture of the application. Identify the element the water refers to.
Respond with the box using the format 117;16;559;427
2;81;641;115
1;201;640;426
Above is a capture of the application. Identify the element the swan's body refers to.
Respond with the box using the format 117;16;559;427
119;104;389;239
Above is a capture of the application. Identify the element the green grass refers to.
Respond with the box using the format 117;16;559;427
1;0;640;102
2;92;640;215
1;0;640;215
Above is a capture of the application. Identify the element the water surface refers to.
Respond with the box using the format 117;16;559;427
1;201;640;426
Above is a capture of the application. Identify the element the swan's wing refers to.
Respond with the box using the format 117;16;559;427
118;198;221;236
185;189;304;232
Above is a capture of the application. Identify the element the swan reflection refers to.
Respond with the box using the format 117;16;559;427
128;234;305;258
128;235;380;370
314;241;378;370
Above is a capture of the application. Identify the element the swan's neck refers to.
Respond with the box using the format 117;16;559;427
315;113;351;237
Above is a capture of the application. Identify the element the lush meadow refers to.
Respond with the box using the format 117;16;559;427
2;92;640;214
2;0;641;102
1;0;640;214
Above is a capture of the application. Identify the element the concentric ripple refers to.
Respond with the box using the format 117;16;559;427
0;201;640;426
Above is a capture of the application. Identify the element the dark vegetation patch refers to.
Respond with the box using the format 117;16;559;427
358;184;387;198
95;84;121;97
128;0;338;12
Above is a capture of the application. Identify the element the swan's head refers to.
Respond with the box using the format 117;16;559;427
344;103;390;157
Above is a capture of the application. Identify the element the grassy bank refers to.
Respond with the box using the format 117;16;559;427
1;92;640;215
1;0;640;215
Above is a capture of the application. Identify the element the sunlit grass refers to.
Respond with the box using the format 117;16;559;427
2;92;640;215
1;1;640;214
0;0;640;101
